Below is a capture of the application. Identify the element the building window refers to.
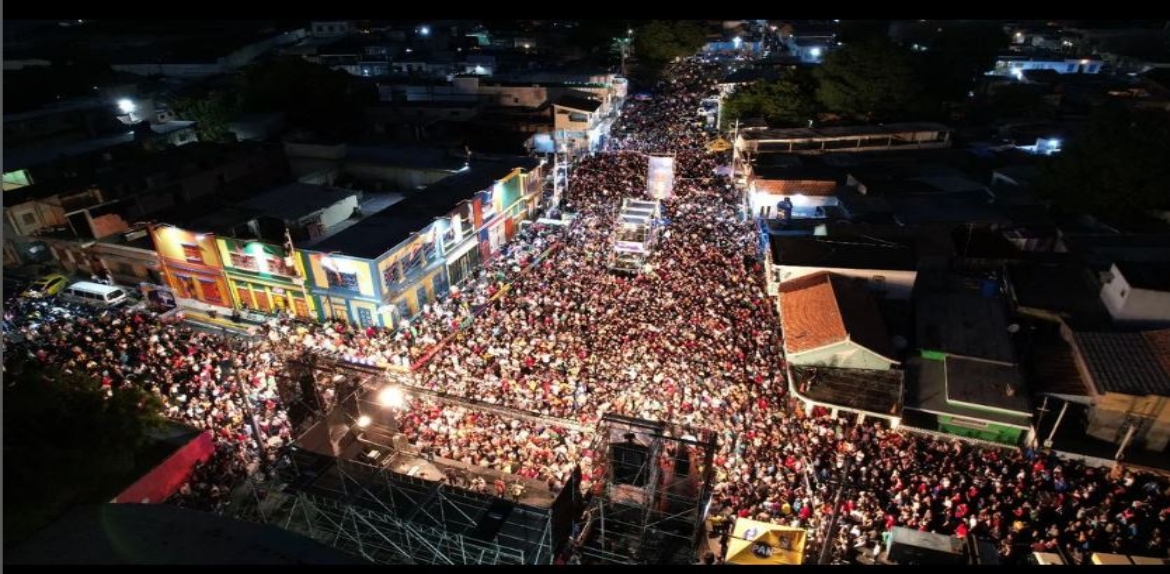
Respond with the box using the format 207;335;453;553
383;261;402;286
326;270;360;291
433;272;449;297
181;244;203;264
267;257;292;276
230;253;258;271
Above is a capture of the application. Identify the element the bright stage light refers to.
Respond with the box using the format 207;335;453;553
378;386;407;409
357;415;372;428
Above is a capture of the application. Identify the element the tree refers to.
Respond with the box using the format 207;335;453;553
175;90;241;143
632;20;709;80
917;21;1008;104
1034;105;1170;226
722;68;819;128
3;358;164;547
814;37;924;123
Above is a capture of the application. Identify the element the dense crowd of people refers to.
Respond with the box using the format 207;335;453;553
4;53;1169;566
4;297;290;513
266;222;565;369
398;394;595;495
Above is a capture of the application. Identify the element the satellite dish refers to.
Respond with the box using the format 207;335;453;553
1007;324;1020;334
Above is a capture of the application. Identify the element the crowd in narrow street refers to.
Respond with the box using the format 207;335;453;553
4;54;1168;565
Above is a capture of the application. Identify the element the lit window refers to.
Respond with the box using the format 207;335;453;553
327;270;360;290
181;244;203;264
230;253;258;271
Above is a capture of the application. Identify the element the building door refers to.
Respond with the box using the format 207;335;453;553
271;293;288;315
293;296;309;319
432;271;449;298
357;307;373;327
415;284;429;310
199;279;224;305
253;289;270;312
330;298;349;323
236;287;253;309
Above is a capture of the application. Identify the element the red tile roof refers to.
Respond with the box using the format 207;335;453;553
1143;329;1170;380
779;271;895;360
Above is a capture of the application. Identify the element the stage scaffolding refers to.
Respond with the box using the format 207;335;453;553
231;446;555;565
576;414;717;565
232;357;571;566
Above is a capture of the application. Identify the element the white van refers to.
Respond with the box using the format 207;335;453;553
61;281;131;307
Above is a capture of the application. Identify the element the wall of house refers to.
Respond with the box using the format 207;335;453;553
478;84;549;108
553;108;592;131
1087;392;1170;452
1101;265;1170;323
89;212;130;239
150;225;231;308
776;265;917;299
91;241;160;286
5;201;66;236
750;192;838;219
304;195;360;230
937;415;1025;445
786;340;897;370
303;251;377;299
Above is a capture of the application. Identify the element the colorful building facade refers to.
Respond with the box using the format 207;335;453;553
299;160;542;328
149;224;231;310
300;250;386;327
216;236;316;319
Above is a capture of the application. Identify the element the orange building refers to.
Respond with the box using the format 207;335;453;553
149;224;231;310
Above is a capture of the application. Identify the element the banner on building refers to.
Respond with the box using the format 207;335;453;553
647;155;675;200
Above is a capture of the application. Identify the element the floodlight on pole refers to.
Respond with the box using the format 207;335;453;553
377;386;407;409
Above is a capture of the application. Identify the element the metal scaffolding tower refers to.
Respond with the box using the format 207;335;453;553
578;414;717;565
229;357;563;566
231;448;553;565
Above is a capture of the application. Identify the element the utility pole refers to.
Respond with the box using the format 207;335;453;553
817;455;852;565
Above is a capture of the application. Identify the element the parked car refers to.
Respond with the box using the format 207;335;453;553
21;274;69;298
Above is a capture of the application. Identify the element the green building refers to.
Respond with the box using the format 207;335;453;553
904;274;1033;445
